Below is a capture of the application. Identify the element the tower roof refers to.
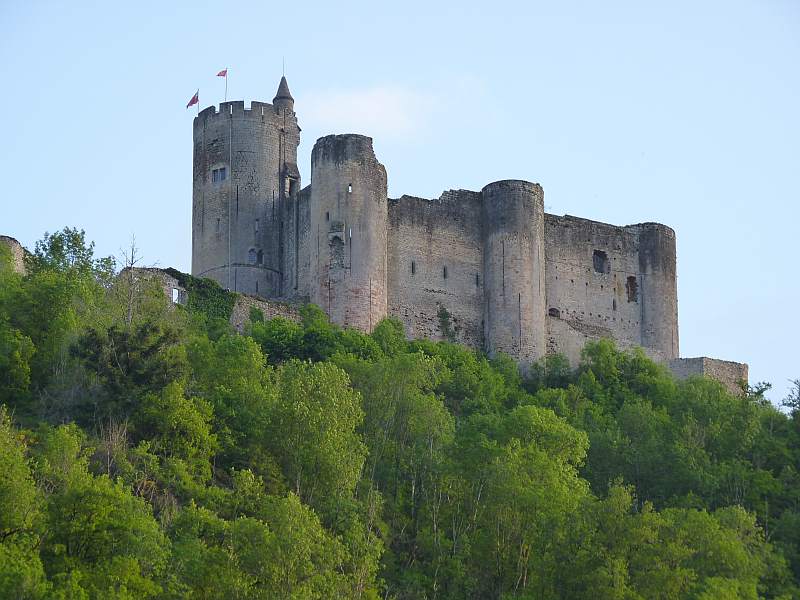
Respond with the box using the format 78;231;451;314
273;76;293;102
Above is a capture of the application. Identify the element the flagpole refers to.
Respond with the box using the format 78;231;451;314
196;90;199;115
224;68;228;102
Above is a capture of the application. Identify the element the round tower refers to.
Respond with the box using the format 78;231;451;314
481;180;547;366
637;223;679;360
191;76;300;297
309;134;388;331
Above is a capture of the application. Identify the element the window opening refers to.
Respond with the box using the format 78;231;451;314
411;261;415;275
626;276;639;302
443;265;448;279
212;167;227;183
248;248;257;264
257;250;263;265
593;250;610;274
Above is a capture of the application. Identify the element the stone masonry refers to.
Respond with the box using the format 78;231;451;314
0;236;26;275
187;76;747;391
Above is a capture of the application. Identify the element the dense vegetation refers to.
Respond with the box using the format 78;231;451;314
1;228;799;599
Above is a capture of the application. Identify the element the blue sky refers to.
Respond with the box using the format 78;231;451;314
1;0;798;403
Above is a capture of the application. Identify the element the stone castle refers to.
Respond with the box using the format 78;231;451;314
1;77;745;390
189;75;748;390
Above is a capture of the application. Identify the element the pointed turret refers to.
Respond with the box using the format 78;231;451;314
273;76;294;112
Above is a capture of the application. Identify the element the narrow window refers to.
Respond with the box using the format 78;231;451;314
257;250;263;265
475;273;480;286
593;250;609;274
216;218;221;233
248;248;257;264
347;183;353;193
325;211;330;222
254;219;259;233
443;265;448;279
626;276;639;302
411;261;416;275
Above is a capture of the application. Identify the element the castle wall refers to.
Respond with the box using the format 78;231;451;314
543;214;645;364
482;181;547;366
309;135;388;331
387;190;484;346
192;100;299;298
669;357;748;395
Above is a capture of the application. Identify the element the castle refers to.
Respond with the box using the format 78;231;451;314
198;75;743;389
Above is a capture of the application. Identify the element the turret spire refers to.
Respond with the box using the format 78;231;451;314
274;76;293;102
273;75;294;113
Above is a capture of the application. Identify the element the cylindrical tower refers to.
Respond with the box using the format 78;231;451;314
309;134;388;331
191;77;300;297
481;180;546;366
637;223;679;360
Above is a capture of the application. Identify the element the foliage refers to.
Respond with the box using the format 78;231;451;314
0;227;798;598
163;268;236;331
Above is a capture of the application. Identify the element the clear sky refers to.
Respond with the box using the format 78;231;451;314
1;0;798;403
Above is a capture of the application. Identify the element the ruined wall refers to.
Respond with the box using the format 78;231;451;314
0;235;26;274
229;293;301;332
192;99;299;297
387;190;484;346
669;357;749;395
544;215;644;364
482;180;547;365
309;135;388;331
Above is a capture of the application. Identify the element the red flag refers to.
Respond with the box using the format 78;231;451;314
217;69;227;77
186;90;199;109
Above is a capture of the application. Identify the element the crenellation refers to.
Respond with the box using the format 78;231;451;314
187;74;747;390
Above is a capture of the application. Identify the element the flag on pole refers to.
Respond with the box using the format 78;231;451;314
186;90;199;109
218;68;229;101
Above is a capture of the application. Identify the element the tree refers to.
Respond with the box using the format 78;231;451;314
265;360;366;518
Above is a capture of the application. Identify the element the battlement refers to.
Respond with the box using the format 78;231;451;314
194;100;285;127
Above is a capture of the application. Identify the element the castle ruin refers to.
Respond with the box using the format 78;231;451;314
185;76;746;390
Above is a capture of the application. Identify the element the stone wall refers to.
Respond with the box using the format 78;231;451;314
0;235;26;274
229;293;301;332
544;215;646;364
387;190;484;347
669;357;749;395
542;215;678;366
